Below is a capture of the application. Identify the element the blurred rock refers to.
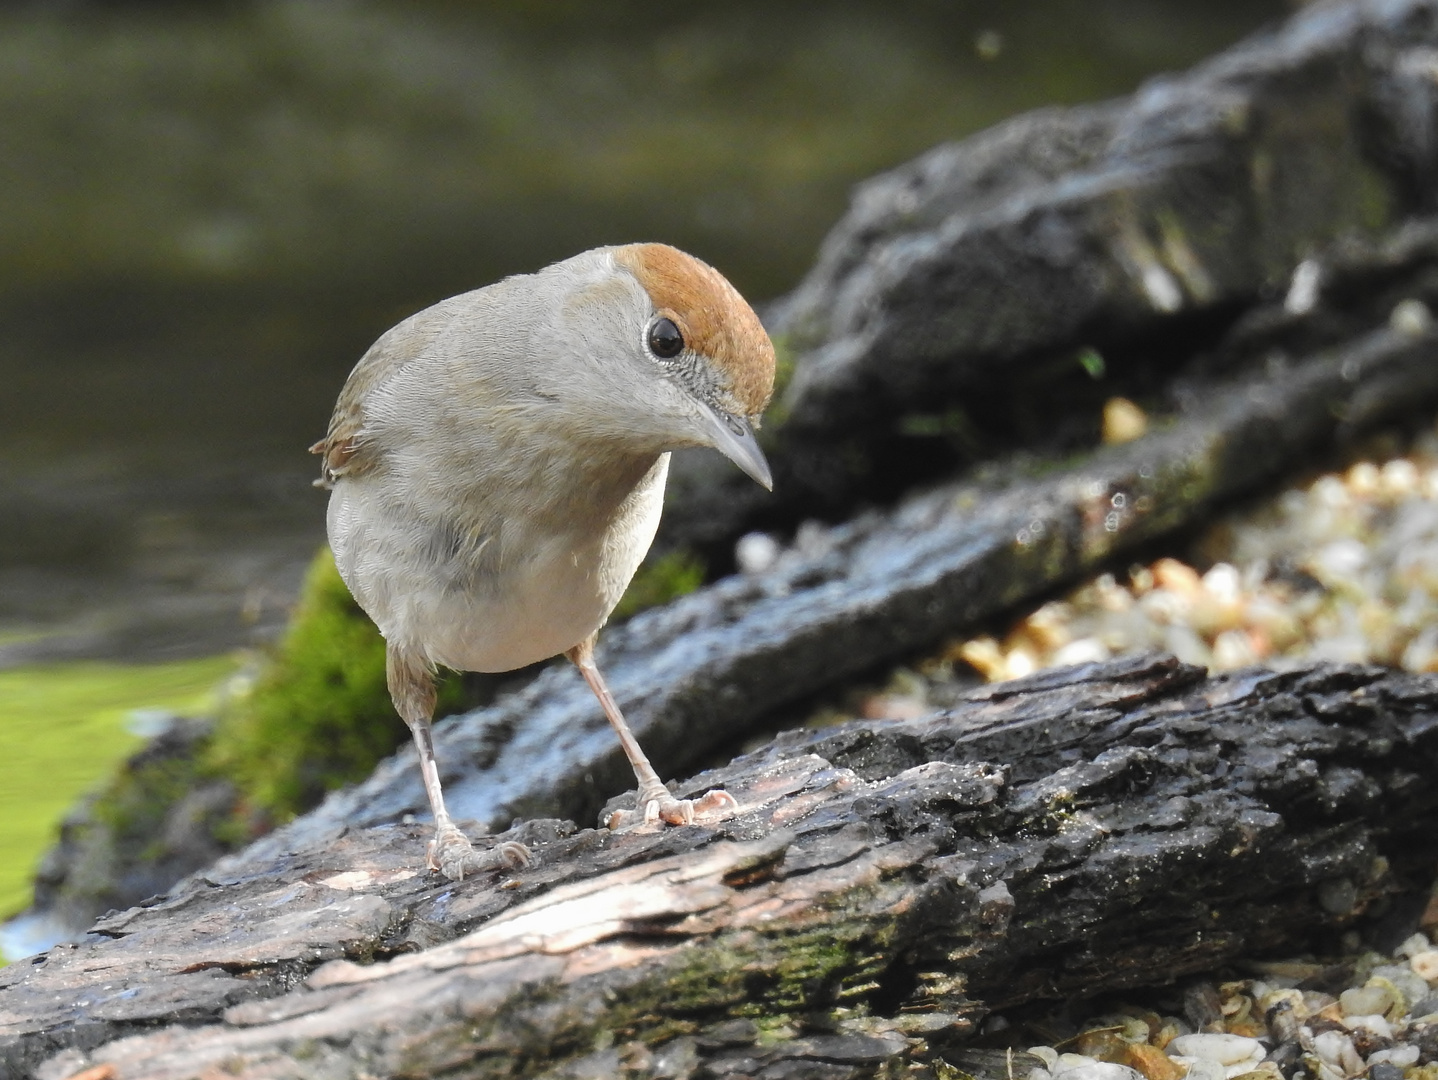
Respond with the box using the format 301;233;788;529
660;0;1438;554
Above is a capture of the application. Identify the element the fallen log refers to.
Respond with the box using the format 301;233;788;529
8;655;1437;1079
18;213;1438;948
158;279;1438;887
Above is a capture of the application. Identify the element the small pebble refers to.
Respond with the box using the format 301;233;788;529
1123;1043;1186;1080
1311;1029;1363;1076
1391;297;1435;337
1286;258;1322;315
1396;933;1431;959
1054;637;1111;666
1225;1070;1276;1080
1030;1047;1060;1069
1167;1034;1264;1065
735;532;780;575
1341;1014;1392;1038
1372;965;1427;1008
1412;950;1438;982
1340;986;1394;1018
1057;1065;1144;1080
1078;1029;1132;1061
1174;1059;1226;1080
1368;1045;1420;1067
1103;397;1149;445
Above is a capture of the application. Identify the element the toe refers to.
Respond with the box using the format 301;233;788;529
658;798;695;826
693;789;738;817
438;842;476;881
604;807;631;830
430;823;525;882
606;788;735;831
427;823;473;878
495;841;533;870
436;844;475;881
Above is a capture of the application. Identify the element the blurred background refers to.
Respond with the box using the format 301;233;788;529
0;0;1289;919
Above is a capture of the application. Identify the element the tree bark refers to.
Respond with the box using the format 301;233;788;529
168;278;1438;879
8;655;1438;1080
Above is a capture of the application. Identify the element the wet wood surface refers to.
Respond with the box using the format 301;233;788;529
190;298;1438;875
8;655;1438;1079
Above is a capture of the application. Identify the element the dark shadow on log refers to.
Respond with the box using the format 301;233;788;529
7;655;1438;1079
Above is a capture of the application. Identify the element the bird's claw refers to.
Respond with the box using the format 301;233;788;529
427;822;533;881
605;787;737;831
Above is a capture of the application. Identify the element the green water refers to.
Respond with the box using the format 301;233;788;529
0;656;240;918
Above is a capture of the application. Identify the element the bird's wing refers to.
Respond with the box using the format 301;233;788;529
309;389;369;489
310;303;456;489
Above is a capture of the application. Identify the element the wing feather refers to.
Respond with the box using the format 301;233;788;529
310;301;458;488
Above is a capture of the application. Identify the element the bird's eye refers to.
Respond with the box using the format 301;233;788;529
647;317;684;359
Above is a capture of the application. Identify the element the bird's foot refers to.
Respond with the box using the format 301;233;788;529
604;786;737;831
426;821;533;881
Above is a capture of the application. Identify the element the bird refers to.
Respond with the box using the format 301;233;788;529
311;243;775;880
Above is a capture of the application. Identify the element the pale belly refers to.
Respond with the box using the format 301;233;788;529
413;540;628;672
327;454;668;673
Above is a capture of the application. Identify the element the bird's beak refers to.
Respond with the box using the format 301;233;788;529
695;401;773;491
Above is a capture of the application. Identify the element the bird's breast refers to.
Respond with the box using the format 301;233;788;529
328;452;670;673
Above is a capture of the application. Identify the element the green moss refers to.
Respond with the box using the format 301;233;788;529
0;655;236;919
614;911;896;1041
205;546;465;829
439;931;872;1074
611;548;707;622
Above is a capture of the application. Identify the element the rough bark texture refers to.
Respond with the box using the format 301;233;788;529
165;266;1438;885
6;655;1437;1079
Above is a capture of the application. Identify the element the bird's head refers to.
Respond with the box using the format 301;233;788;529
546;243;775;490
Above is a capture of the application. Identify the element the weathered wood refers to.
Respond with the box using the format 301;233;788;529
7;655;1438;1079
172;291;1438;889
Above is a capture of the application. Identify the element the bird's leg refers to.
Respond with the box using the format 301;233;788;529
566;635;736;829
387;645;531;879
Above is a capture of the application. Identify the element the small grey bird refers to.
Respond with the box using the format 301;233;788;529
312;244;775;879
